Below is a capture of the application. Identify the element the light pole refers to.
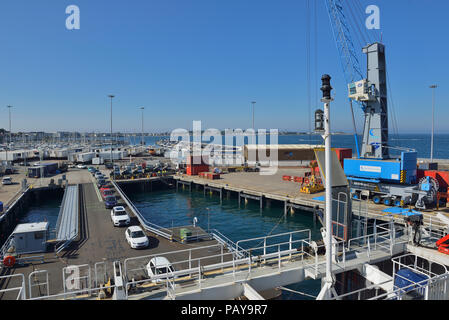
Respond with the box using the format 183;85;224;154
140;107;145;146
206;207;211;233
108;95;115;178
316;74;335;300
429;85;437;162
251;101;256;131
6;106;12;166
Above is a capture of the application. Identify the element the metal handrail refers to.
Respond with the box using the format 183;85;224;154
0;273;26;300
209;229;248;259
112;181;172;239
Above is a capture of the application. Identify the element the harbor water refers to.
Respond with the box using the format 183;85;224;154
126;187;324;299
18;191;62;230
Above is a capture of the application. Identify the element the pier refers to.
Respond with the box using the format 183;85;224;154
173;169;449;232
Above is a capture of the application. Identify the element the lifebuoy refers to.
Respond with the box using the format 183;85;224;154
304;178;310;185
3;255;15;267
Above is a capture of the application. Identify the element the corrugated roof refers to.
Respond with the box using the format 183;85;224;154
55;185;79;241
13;222;49;234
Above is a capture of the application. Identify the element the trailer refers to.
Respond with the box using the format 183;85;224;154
27;162;59;178
92;157;104;165
76;152;95;163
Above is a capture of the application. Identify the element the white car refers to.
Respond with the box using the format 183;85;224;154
2;177;12;185
125;226;149;249
77;164;87;169
146;257;175;283
110;206;130;227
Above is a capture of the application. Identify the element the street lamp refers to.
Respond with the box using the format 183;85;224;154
139;106;145;146
108;95;115;179
206;207;211;232
6;106;13;166
429;85;437;162
251;101;256;131
316;74;335;300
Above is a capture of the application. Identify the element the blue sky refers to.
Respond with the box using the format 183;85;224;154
0;0;448;133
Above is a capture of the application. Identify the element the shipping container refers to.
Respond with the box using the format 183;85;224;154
334;148;353;168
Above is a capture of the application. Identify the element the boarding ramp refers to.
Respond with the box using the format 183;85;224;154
54;185;79;253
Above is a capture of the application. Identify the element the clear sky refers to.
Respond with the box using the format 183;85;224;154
0;0;448;134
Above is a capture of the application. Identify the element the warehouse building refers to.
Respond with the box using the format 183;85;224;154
243;144;353;168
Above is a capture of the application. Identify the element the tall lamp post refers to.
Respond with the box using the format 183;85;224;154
108;95;115;179
6;106;13;167
429;85;437;162
140;106;145;146
251;101;256;131
316;74;336;300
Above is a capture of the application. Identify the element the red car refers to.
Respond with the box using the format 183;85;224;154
100;188;115;200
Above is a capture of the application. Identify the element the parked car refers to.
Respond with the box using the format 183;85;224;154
2;177;12;185
97;179;108;188
104;195;117;209
105;163;113;169
95;173;105;180
100;186;114;194
110;206;130;227
87;167;96;173
101;188;115;199
77;164;87;169
125;226;149;249
146;257;175;283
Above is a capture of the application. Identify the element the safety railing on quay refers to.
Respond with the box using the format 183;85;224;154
112;180;173;239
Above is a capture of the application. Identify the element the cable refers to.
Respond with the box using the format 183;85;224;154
346;0;367;48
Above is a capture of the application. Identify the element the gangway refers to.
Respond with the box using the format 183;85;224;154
54;185;79;253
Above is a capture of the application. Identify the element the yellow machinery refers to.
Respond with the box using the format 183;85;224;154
300;162;324;194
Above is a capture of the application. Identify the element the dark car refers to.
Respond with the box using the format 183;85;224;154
105;163;113;169
97;179;107;188
104;195;117;209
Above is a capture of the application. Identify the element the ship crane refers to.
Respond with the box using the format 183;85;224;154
323;0;438;209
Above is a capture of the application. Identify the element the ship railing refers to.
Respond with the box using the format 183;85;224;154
0;235;15;260
421;215;447;243
0;273;26;300
112;180;173;240
235;229;311;261
329;253;449;300
27;283;118;300
209;229;249;259
347;221;407;258
123;243;228;281
123;230;314;298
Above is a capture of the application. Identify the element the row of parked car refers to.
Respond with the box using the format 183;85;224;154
90;166;174;280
